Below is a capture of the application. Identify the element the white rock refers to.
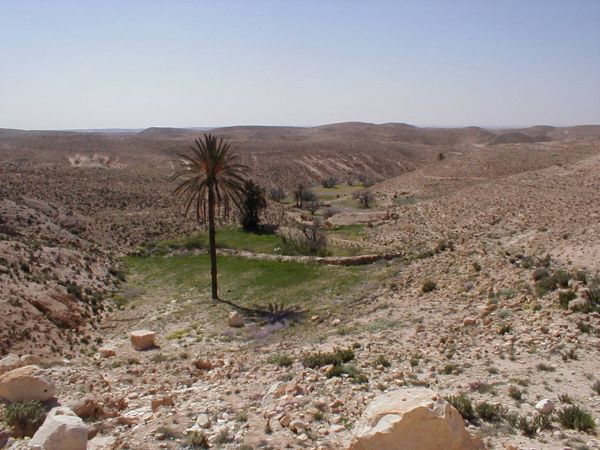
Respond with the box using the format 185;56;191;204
0;354;23;375
196;413;211;428
0;365;55;402
535;398;554;414
348;388;484;450
28;406;88;450
228;312;244;328
129;329;156;350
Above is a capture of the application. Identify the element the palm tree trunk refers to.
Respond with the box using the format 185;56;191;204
207;185;218;301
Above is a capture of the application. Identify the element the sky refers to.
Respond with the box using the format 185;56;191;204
1;0;599;130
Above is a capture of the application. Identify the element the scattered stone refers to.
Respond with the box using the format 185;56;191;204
348;388;484;450
29;406;88;450
193;358;213;370
228;312;244;328
535;398;554;414
196;413;211;428
151;395;174;412
0;365;55;402
97;346;116;358
129;330;156;351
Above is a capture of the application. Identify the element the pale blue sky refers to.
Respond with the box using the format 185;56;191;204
1;0;599;129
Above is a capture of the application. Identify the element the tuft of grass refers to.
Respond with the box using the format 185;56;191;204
186;430;209;448
302;348;355;368
421;280;437;293
536;363;555;372
446;394;475;421
441;363;463;375
372;355;391;368
577;321;592;334
266;353;294;367
557;405;596;432
508;385;524;401
592;380;600;395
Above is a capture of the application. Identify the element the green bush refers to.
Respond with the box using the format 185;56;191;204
558;290;577;309
445;394;475;421
267;353;293;367
4;400;47;437
557;405;596;432
475;402;506;422
302;348;355;368
327;364;368;383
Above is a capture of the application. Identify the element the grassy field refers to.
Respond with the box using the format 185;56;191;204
122;254;379;312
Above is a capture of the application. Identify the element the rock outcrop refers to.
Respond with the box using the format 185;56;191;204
348;388;484;450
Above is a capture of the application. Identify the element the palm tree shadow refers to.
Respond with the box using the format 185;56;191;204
217;297;306;324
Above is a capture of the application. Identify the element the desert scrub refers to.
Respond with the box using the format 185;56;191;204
558;290;577;309
327;364;368;383
302;348;355;368
266;353;293;367
508;385;524;401
4;400;47;437
445;394;475;421
557;405;596;432
421;280;436;293
536;363;555;372
592;380;600;395
475;402;506;422
372;355;391;368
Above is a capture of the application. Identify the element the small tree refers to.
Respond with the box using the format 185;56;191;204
353;190;375;208
240;180;267;232
438;152;445;161
305;201;319;215
270;187;286;202
293;184;304;208
321;177;337;188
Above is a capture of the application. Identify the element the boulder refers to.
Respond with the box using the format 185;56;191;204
28;406;88;450
348;388;484;450
535;398;554;414
129;330;156;350
0;354;23;375
0;365;55;402
228;312;244;328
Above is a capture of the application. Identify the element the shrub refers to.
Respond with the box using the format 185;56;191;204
532;268;549;281
186;430;210;448
557;405;596;432
269;187;286;202
4;400;47;437
321;177;337;188
267;354;293;367
353;190;375;208
240;179;267;232
518;415;537;437
322;207;341;219
475;402;506;422
302;348;355;368
279;221;329;256
445;394;475;421
421;280;436;293
508;385;523;401
536;363;555;372
327;364;368;383
558;290;577;309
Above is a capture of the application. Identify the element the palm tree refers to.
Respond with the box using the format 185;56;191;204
171;134;249;301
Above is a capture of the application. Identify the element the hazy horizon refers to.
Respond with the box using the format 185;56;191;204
1;0;599;130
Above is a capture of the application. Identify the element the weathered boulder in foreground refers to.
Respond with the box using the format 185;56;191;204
0;365;55;402
129;329;156;350
348;387;485;450
29;406;88;450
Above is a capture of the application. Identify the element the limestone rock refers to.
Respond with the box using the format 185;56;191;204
129;330;156;350
0;354;23;375
28;406;88;450
535;398;554;414
196;413;211;428
228;312;244;328
0;365;56;402
348;388;485;450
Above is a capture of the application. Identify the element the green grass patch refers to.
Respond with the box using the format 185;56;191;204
123;254;371;310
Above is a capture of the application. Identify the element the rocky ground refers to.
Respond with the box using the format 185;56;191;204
1;126;599;449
